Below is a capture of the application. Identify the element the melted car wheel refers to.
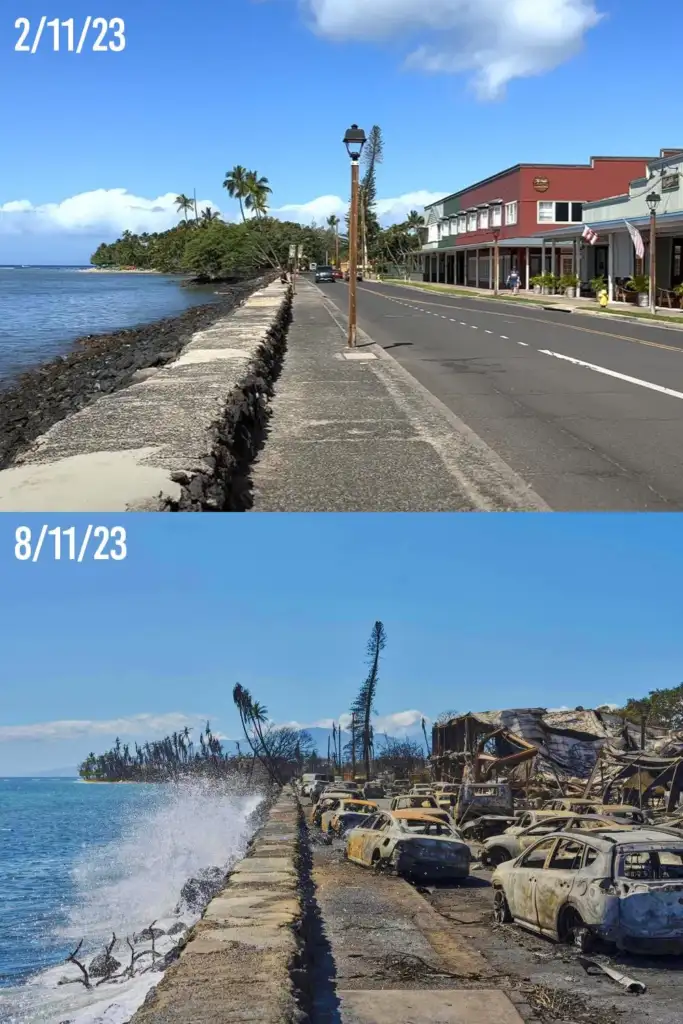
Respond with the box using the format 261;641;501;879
560;908;596;953
487;848;511;867
493;887;513;924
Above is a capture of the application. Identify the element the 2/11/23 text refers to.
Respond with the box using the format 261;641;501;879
14;17;125;53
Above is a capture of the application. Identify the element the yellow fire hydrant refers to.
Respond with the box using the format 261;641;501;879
598;287;609;308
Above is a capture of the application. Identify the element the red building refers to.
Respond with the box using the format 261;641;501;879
420;155;655;290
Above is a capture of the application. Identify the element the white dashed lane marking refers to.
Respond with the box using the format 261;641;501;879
374;294;529;348
538;349;683;401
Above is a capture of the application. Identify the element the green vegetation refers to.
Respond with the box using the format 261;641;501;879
621;683;683;731
91;138;424;280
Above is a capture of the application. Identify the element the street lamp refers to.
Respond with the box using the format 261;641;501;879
646;191;661;315
343;124;367;347
492;227;501;296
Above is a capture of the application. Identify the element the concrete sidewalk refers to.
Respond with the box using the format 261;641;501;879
251;281;548;512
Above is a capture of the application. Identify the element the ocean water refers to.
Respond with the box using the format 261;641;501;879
0;778;262;1024
0;267;220;385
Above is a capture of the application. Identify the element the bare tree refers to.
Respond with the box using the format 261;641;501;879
351;621;387;780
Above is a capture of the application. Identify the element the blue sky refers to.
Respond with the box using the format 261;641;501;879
1;513;681;774
0;0;677;263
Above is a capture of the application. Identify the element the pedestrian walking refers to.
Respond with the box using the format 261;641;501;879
507;268;521;295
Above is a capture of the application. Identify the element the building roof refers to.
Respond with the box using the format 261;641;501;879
423;157;657;210
534;209;683;240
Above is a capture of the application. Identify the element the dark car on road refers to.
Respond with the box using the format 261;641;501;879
315;265;335;283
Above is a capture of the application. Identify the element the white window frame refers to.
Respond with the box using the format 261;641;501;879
479;208;489;229
467;211;477;232
537;201;554;224
505;201;518;225
536;200;583;225
458;213;467;233
491;205;502;228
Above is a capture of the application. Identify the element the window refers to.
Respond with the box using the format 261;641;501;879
467;211;477;232
479;208;489;229
621;849;683;880
458;213;467;233
371;815;389;831
538;201;554;223
537;201;584;224
363;815;380;830
548;839;584;871
583;847;599;868
525;818;565;835
505;201;518;225
491;205;502;227
520;838;557;869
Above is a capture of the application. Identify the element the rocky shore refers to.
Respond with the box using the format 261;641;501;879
0;277;267;471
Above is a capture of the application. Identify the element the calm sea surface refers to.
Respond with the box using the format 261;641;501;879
0;778;259;1024
0;267;219;385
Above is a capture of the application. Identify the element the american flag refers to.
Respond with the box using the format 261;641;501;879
624;220;645;260
582;225;599;245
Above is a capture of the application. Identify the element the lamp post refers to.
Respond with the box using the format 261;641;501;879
492;227;500;296
343;123;367;347
646;191;661;315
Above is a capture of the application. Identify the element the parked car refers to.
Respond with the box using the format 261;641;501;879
314;265;335;283
330;809;376;836
491;827;683;954
333;268;344;279
319;798;378;832
541;799;648;824
346;810;470;880
389;795;454;826
456;782;513;823
460;814;519;843
343;271;363;282
300;772;333;797
363;782;385;799
409;784;435;797
482;814;632;867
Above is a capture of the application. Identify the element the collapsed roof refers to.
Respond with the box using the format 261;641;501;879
432;707;683;780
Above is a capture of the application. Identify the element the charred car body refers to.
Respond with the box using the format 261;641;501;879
492;827;683;954
346;810;470;880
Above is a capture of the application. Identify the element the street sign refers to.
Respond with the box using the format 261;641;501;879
297;245;304;258
288;244;296;259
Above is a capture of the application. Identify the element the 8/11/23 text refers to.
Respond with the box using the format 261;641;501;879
14;17;125;53
14;526;127;562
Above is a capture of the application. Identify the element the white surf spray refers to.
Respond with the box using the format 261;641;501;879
0;779;265;1024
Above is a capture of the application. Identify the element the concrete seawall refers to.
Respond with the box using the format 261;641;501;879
0;281;292;512
130;789;304;1024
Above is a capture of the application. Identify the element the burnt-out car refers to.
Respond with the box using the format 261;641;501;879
346;810;470;880
459;814;519;844
491;827;683;954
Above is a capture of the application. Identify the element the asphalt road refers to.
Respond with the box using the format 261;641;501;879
319;280;683;510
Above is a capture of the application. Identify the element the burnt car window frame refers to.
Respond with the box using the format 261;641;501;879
519;836;559;869
547;838;585;872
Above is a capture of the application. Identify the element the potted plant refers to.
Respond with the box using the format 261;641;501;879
590;275;606;297
625;274;650;308
530;274;544;295
559;273;579;299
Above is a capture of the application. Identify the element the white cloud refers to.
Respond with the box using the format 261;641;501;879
0;713;208;742
271;190;447;225
282;709;430;737
0;189;221;236
298;0;603;98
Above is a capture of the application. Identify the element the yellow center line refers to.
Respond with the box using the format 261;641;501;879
359;286;683;355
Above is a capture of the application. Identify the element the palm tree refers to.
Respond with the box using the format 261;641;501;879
223;165;250;222
351;621;387;782
200;206;220;223
327;214;341;266
405;210;425;235
174;194;194;223
244;171;272;218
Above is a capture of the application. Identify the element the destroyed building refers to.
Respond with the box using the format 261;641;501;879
432;707;683;810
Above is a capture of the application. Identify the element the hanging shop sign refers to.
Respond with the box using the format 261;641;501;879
661;173;680;192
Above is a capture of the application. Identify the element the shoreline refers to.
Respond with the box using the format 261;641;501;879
0;276;267;471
